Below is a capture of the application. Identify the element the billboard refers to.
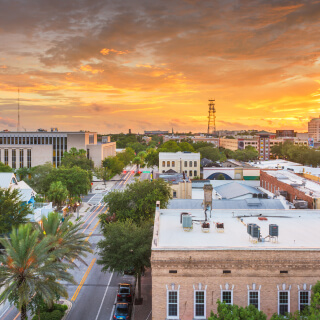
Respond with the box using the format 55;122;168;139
308;138;314;147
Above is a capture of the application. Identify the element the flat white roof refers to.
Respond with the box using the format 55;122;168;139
249;159;302;169
153;208;320;251
159;152;200;160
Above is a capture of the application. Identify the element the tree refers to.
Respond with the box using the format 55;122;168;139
102;156;125;176
0;161;13;172
27;162;54;194
103;179;172;223
0;188;32;235
116;147;135;166
127;142;147;154
216;174;226;180
94;166;112;185
47;181;69;209
179;142;194;152
198;146;221;162
144;149;159;168
0;224;75;320
132;156;144;172
61;147;94;171
158;140;181;152
15;167;30;181
97;220;153;301
193;141;215;150
35;212;92;265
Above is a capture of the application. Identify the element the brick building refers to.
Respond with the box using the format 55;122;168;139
151;206;320;319
260;170;320;209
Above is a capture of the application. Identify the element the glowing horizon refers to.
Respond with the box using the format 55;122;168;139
0;1;320;134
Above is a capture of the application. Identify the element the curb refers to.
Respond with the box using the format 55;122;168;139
59;299;72;320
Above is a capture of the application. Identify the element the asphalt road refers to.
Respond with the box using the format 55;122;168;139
0;168;138;320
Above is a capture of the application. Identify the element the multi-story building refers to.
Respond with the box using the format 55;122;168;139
276;130;295;138
308;117;320;141
0;130;116;168
151;205;320;319
191;136;219;147
256;131;272;160
159;152;200;178
219;138;258;151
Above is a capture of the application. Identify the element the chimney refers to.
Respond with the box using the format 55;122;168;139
203;184;213;209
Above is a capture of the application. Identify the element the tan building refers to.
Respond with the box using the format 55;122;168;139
0;130;116;168
159;152;200;179
219;138;258;151
158;172;192;199
152;206;320;319
308;117;320;141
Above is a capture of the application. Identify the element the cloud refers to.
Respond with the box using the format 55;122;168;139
0;117;16;128
100;48;129;55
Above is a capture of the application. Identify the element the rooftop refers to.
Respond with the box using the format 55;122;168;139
159;151;200;160
249;159;302;169
213;181;263;199
159;173;190;184
153;208;320;251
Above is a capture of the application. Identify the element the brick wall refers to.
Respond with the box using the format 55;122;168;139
260;171;314;208
151;249;320;319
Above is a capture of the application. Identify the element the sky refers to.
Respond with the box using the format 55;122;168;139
0;0;320;134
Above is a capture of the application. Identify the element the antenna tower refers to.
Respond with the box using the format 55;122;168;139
17;87;20;132
207;99;216;135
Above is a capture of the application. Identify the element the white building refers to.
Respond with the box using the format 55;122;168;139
159;152;200;178
0;131;116;168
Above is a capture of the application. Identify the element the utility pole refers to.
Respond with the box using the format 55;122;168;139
207;99;216;135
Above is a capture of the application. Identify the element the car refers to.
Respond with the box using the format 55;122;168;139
117;283;132;303
113;302;130;320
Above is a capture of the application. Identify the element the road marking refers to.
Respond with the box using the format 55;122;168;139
94;272;114;320
108;296;117;320
82;206;104;232
82;204;101;225
85;220;100;241
71;258;96;302
0;305;13;319
13;312;20;320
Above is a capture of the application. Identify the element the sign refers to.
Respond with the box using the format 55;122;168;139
143;171;150;173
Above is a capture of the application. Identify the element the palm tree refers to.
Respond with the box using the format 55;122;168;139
0;224;75;320
36;211;92;265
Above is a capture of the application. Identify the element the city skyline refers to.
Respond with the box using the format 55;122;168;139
0;0;320;133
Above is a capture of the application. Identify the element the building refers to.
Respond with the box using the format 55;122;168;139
276;130;295;138
308;117;320;141
0;131;116;168
203;167;261;180
151;205;320;319
158;172;192;199
260;169;320;208
144;130;169;135
191;136;219;147
159;152;201;179
219;138;258;151
256;131;272;160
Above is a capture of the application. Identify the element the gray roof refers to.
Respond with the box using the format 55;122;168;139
214;181;263;199
167;199;286;210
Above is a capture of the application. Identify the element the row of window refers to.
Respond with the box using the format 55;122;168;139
166;289;310;319
162;160;198;168
0;136;68;147
0;149;32;168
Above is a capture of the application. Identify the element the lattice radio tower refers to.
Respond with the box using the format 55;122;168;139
207;99;216;135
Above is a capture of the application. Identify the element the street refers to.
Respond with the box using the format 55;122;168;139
0;167;151;320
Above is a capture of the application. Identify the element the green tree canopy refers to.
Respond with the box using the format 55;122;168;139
0;162;13;172
144;149;159;168
179;142;195;152
0;224;75;320
61;147;94;170
116;147;135;166
103;179;171;223
132;156;144;172
127;141;147;154
102;156;125;176
27;162;54;194
15;167;30;181
47;181;69;209
0;188;31;235
193;141;216;150
158;140;181;152
198;146;221;162
97;220;153;300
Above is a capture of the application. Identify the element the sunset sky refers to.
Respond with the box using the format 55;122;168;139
0;0;320;133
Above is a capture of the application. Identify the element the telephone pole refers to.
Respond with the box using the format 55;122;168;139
207;99;216;135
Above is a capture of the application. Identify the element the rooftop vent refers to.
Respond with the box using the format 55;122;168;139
269;224;279;237
251;225;260;238
182;214;193;231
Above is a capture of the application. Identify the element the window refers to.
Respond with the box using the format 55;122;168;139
194;291;205;318
222;291;232;305
162;161;165;167
89;134;94;144
172;161;175;167
189;161;192;167
4;149;8;165
194;161;197;167
278;291;289;315
248;291;259;310
189;170;192;176
184;161;187;167
26;137;29;144
173;191;177;198
27;149;31;168
299;291;310;312
167;291;178;319
12;149;16;169
194;170;197;177
167;161;170;167
19;149;24;168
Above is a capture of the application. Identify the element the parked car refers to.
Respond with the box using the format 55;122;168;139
117;283;132;303
113;302;130;320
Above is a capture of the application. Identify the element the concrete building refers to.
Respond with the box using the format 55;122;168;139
219;138;258;151
0;131;116;168
276;130;295;138
159;152;201;179
260;170;320;209
158;172;192;199
308;117;320;141
256;131;272;160
151;205;320;319
203;167;261;180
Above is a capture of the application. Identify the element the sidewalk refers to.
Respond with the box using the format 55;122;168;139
132;268;152;320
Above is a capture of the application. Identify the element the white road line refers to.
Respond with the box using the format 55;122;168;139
109;296;117;320
94;272;114;320
0;305;11;319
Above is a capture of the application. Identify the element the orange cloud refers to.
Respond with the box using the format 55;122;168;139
0;65;7;69
80;65;104;74
100;48;129;55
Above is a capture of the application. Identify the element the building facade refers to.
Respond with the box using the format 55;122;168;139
0;131;116;168
308;117;320;141
151;207;320;319
159;152;201;178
